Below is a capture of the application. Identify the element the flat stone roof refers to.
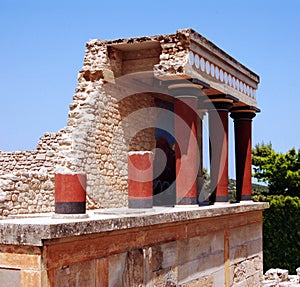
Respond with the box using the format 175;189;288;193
0;202;268;246
97;28;260;107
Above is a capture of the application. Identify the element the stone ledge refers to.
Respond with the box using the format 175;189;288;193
0;202;268;246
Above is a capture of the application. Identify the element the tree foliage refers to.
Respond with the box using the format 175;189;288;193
253;195;300;273
252;143;300;196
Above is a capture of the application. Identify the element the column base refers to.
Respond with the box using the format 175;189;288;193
199;201;210;206
241;194;252;201
176;197;198;205
215;195;229;202
128;198;153;209
55;202;86;214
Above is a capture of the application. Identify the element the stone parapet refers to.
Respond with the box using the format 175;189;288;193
0;202;268;286
0;202;268;246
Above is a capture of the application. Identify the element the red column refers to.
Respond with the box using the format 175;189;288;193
230;110;256;201
55;173;87;214
174;95;198;204
128;151;153;208
208;101;233;203
169;84;202;205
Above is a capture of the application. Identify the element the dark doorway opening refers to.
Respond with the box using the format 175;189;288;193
153;99;176;206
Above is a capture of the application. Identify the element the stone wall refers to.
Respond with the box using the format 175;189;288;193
0;171;54;216
0;204;266;286
0;131;69;217
154;31;189;78
65;38;158;207
0;37;161;216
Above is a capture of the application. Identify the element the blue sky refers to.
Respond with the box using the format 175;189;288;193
0;0;299;158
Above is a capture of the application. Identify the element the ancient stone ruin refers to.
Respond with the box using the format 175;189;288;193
263;268;300;287
0;29;268;286
0;28;261;216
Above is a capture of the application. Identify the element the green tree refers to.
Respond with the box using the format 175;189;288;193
252;143;300;196
261;195;300;273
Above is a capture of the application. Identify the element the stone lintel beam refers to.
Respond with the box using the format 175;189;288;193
97;29;260;108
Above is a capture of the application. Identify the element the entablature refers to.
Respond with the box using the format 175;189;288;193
88;28;260;107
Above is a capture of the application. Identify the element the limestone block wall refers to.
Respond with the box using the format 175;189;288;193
0;131;71;217
0;204;266;286
230;222;263;286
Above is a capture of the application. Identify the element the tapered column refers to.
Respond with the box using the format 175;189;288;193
230;108;257;201
169;84;203;205
208;100;233;203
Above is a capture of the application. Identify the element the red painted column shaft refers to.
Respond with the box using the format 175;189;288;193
231;111;256;201
128;151;153;208
208;101;232;203
174;95;198;204
55;173;87;214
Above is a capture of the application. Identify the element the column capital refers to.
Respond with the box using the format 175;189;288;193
165;78;210;89
167;78;209;98
230;106;260;121
209;100;233;111
205;94;238;111
168;83;204;98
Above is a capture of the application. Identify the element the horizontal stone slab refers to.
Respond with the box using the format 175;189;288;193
0;202;268;246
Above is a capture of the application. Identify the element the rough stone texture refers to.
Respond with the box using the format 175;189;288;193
230;222;264;286
123;249;145;286
179;276;214;287
154;32;189;78
0;171;55;217
263;268;300;287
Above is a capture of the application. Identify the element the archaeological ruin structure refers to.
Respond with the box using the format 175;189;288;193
0;29;268;286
